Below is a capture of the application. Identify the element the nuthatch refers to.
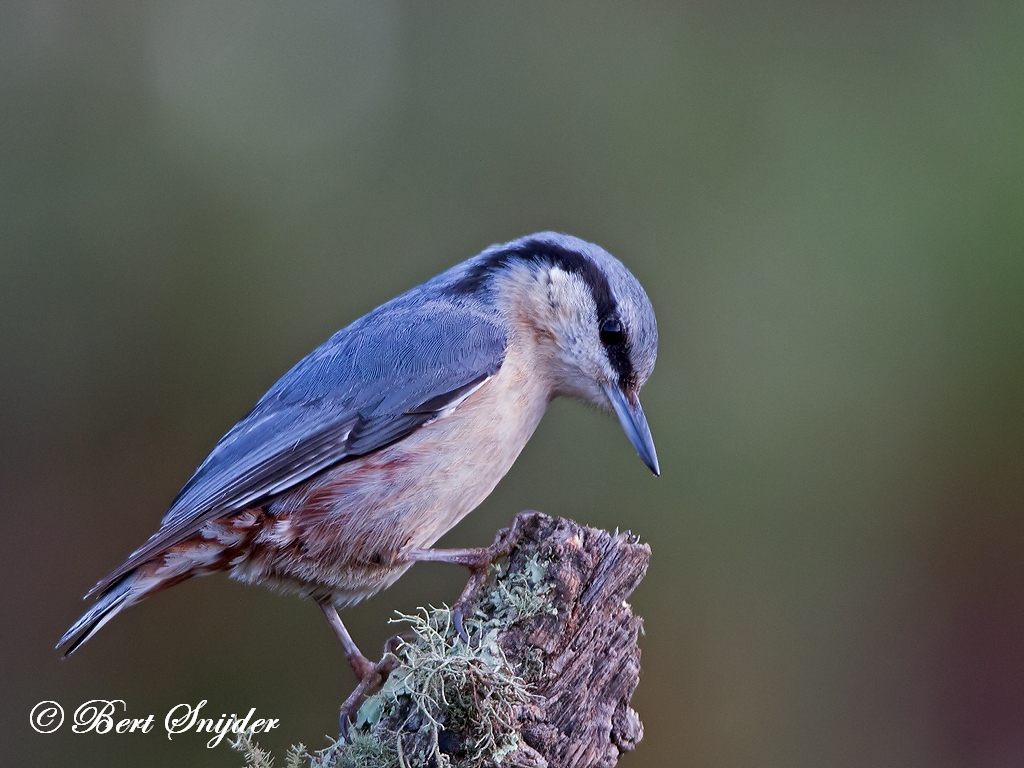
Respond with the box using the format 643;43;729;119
58;232;659;709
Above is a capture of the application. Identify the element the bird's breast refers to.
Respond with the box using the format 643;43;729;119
350;340;552;548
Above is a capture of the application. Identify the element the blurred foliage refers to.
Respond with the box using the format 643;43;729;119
3;2;1024;767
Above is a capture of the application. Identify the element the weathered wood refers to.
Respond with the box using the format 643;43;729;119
238;512;650;768
359;511;650;768
497;512;649;768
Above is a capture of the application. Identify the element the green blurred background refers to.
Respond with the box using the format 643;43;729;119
4;2;1024;766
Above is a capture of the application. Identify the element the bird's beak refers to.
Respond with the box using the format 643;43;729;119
603;384;660;476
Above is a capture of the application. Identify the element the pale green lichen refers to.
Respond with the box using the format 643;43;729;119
231;728;395;768
373;606;532;764
231;549;553;768
475;554;557;626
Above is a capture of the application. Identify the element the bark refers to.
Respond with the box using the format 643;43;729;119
495;512;649;768
231;511;650;768
364;511;650;768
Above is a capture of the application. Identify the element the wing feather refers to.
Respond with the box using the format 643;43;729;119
90;297;506;596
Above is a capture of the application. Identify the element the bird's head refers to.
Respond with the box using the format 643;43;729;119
454;232;660;475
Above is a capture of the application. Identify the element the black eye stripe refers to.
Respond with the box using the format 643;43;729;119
446;237;636;387
600;315;634;388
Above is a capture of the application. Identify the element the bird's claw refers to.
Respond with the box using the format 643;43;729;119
449;516;528;645
337;649;400;742
453;606;469;644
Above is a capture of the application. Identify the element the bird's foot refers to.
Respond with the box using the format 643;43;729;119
338;633;404;742
320;600;408;741
408;516;526;643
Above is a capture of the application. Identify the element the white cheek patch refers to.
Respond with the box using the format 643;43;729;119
548;265;568;288
546;267;593;323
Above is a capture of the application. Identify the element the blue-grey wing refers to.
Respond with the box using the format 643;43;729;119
90;296;506;595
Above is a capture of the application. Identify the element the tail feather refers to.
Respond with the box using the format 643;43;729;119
57;575;138;657
60;530;239;656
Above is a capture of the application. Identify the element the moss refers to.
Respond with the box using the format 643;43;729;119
370;606;532;765
476;554;557;626
231;731;396;768
231;548;552;768
230;732;275;768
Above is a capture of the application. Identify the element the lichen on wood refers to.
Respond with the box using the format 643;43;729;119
232;511;650;768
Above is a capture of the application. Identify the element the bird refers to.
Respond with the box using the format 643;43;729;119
57;232;659;711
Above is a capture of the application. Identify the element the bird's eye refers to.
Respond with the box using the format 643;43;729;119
600;317;624;346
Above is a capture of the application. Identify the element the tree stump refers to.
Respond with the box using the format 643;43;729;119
234;511;650;768
491;511;649;768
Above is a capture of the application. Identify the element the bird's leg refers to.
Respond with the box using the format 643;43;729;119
406;517;524;642
318;600;400;740
319;600;375;680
